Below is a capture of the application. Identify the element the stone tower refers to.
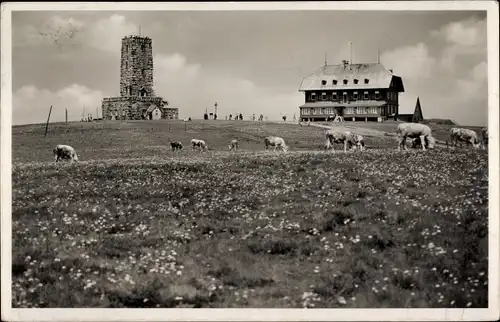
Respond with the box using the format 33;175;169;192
101;33;179;121
120;36;155;97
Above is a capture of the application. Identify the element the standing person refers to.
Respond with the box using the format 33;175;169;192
293;114;296;122
253;113;255;121
229;114;232;120
240;114;243;121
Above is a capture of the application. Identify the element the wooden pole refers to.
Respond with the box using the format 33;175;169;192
184;120;187;132
45;105;53;137
65;108;68;126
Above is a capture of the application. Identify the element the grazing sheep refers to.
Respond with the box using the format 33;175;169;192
396;123;436;151
171;141;183;151
325;130;365;153
264;136;288;152
191;139;208;151
448;127;481;149
53;144;79;163
228;139;239;151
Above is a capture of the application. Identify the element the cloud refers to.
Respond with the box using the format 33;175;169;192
13;52;303;125
15;14;137;54
383;17;487;125
431;17;486;47
13;84;104;125
381;43;436;80
83;14;138;53
153;53;302;120
14;15;84;49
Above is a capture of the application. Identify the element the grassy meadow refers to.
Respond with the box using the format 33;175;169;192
11;120;488;308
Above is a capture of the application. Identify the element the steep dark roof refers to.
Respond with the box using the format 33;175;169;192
299;62;404;92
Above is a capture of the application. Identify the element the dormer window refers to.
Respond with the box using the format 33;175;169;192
333;80;338;85
321;92;327;100
364;78;369;84
321;80;327;86
353;79;359;85
343;79;348;85
310;92;317;101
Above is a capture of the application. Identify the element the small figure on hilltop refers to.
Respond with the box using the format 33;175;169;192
229;114;232;120
204;112;209;120
240;114;243;121
252;113;256;121
282;115;287;122
214;113;217;120
259;114;264;122
293;114;296;122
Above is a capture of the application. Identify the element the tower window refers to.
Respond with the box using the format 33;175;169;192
333;79;338;85
321;80;327;86
353;79;359;84
364;78;369;84
343;79;348;85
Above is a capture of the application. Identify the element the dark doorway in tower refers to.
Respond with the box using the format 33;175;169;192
139;87;147;97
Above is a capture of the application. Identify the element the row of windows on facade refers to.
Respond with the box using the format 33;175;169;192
300;105;398;115
321;78;370;86
310;91;397;101
301;106;380;115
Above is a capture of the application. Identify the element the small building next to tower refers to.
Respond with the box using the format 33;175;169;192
101;35;179;120
298;60;405;122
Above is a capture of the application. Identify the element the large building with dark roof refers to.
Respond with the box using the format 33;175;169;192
298;60;405;122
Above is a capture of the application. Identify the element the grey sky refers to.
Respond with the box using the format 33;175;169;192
12;10;488;125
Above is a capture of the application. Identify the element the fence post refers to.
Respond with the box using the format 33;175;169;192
44;105;53;137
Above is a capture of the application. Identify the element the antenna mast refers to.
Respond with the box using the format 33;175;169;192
377;47;380;63
138;25;141;36
324;52;327;66
349;42;353;65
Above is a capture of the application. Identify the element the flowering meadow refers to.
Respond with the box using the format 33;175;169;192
11;120;488;308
